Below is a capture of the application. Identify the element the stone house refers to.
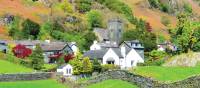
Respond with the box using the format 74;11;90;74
84;40;144;69
57;64;73;76
6;40;78;63
0;40;7;53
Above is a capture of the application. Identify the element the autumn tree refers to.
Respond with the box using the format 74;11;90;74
12;44;32;59
30;44;44;70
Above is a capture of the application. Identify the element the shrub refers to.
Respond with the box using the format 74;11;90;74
87;10;103;30
101;64;120;72
77;0;92;13
184;3;193;14
12;44;32;59
160;3;170;12
22;19;40;39
148;0;160;8
161;16;171;26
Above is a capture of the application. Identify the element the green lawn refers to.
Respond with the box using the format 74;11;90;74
0;79;68;88
133;66;200;82
86;79;138;88
0;60;32;73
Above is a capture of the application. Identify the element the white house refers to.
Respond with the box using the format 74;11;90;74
57;64;73;76
84;40;144;69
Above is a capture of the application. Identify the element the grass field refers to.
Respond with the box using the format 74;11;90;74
0;80;68;88
0;60;32;73
133;66;200;82
86;79;138;88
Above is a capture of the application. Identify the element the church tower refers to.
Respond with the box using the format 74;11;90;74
108;19;123;44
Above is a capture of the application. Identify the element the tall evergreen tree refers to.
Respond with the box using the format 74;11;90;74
30;44;44;70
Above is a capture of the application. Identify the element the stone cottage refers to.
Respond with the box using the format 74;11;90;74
84;40;144;69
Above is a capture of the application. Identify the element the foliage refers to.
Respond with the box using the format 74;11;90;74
8;16;24;39
38;22;52;40
161;16;171;26
143;50;167;66
148;0;160;8
183;3;193;14
101;64;120;72
12;44;32;59
22;19;40;39
59;0;73;13
133;65;200;82
82;31;97;50
69;51;83;75
87;10;103;30
76;0;92;13
30;44;44;70
0;80;68;88
92;59;102;72
169;13;200;53
82;57;93;74
57;55;65;66
123;24;157;52
87;79;138;88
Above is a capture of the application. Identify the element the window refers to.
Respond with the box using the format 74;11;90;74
107;61;115;64
66;69;68;74
131;60;134;66
69;69;71;74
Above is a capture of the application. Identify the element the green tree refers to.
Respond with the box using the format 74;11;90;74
92;58;101;72
38;22;52;40
82;57;93;74
57;55;65;66
69;51;82;75
87;10;103;30
170;13;200;53
30;44;44;70
83;31;97;50
22;19;40;39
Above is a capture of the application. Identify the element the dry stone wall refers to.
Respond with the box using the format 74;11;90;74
88;70;200;88
0;72;54;82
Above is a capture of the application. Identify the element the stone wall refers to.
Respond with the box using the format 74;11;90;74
88;70;200;88
0;72;54;82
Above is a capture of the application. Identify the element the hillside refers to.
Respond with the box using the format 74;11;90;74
123;0;200;39
0;0;200;41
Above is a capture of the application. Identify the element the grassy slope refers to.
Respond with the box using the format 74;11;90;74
0;60;32;73
0;79;68;88
133;66;200;82
87;79;138;88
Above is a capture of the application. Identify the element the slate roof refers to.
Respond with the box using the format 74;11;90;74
123;40;144;49
83;49;108;59
83;48;124;59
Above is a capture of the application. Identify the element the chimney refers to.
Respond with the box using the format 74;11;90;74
45;40;50;43
121;45;126;58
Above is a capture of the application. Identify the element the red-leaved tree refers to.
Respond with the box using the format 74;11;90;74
12;44;32;59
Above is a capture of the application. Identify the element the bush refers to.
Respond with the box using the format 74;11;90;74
160;3;169;12
101;64;120;72
22;19;40;39
87;10;103;30
77;0;92;13
184;3;193;14
161;16;171;26
148;0;160;8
